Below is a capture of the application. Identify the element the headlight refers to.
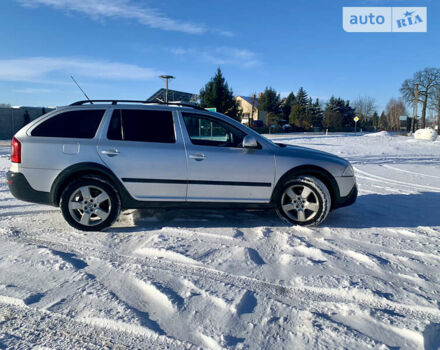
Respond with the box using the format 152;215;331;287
342;164;354;177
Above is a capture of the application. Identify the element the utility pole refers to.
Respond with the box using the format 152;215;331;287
410;83;419;135
159;75;175;103
437;94;440;132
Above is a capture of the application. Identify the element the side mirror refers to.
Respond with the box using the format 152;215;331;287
242;135;259;149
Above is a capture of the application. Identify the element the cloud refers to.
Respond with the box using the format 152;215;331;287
12;88;57;93
18;0;228;35
170;47;261;68
0;57;163;82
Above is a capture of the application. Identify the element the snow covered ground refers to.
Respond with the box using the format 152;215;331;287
1;132;440;349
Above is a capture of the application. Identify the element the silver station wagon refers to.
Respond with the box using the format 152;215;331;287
7;100;357;231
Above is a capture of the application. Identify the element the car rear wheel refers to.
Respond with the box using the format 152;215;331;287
60;176;121;231
276;176;331;226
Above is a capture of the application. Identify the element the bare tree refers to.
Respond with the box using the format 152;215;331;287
431;88;440;129
400;67;440;129
353;96;377;120
385;98;406;131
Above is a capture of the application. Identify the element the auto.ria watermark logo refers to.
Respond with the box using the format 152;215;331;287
343;7;427;32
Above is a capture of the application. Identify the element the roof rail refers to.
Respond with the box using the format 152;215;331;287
69;99;207;111
163;101;207;111
70;100;147;106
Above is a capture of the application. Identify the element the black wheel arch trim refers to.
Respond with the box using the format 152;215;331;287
271;165;340;209
50;162;135;207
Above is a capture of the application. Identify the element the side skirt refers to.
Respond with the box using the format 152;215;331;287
122;200;276;210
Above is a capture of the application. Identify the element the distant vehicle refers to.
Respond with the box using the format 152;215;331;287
282;124;293;132
7;100;357;231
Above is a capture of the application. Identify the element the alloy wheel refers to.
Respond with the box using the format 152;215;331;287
68;185;111;226
280;184;320;222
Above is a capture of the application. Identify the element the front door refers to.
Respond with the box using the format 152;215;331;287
180;112;275;202
97;108;187;201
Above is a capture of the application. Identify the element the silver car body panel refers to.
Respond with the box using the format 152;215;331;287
176;110;275;202
96;106;188;201
9;103;356;204
272;145;354;197
12;106;110;192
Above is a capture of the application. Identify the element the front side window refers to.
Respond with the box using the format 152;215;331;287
182;113;245;148
107;109;175;143
31;110;105;138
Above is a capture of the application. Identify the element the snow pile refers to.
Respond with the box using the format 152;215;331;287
364;130;392;137
414;127;438;141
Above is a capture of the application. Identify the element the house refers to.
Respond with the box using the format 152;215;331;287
147;89;198;104
235;95;267;126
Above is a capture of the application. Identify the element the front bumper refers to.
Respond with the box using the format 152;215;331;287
6;171;51;205
333;183;357;209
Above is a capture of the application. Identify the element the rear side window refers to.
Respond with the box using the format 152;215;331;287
107;109;175;143
32;110;105;138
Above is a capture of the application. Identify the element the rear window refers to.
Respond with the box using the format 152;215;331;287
107;109;175;143
31;110;105;139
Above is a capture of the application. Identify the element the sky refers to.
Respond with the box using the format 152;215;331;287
0;0;438;113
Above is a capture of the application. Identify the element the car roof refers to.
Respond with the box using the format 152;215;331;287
69;99;206;111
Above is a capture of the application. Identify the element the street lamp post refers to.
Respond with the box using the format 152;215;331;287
159;75;175;103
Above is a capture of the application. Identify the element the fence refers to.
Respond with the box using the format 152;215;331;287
0;107;55;139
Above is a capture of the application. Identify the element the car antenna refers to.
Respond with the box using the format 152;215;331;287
70;76;93;104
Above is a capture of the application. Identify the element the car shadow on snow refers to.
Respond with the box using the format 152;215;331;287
108;191;440;232
109;208;288;232
326;191;440;229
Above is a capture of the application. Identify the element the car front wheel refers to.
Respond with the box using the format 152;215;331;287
276;176;331;226
60;176;121;231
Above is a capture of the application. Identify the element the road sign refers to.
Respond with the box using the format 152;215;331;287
354;116;360;122
205;107;217;112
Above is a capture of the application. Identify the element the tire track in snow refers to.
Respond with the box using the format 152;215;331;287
1;233;174;338
383;164;440;180
354;167;440;192
1;232;227;347
8;235;440;322
0;301;194;349
285;227;440;305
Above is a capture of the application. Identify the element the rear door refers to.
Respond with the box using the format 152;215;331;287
180;112;275;202
97;107;188;201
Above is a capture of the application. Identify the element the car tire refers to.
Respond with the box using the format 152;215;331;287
276;176;331;226
60;176;121;231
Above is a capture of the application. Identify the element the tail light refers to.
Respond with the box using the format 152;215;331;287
11;137;21;163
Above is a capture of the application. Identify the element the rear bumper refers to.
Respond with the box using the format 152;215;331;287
6;171;51;206
333;183;357;209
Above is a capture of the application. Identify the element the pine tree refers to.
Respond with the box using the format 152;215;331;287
289;87;310;129
323;97;355;131
282;92;295;120
342;100;356;129
309;98;323;129
379;111;387;130
371;111;379;131
296;87;308;105
258;87;281;114
199;68;242;121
